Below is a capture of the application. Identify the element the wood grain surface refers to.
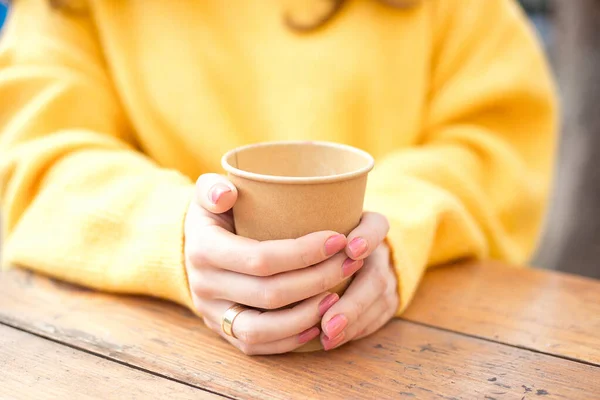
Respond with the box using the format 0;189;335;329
1;267;599;400
402;261;600;366
0;324;221;400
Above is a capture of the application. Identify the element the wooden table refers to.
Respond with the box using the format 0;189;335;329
1;261;599;399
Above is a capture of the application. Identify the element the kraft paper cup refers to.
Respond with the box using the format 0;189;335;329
221;141;374;351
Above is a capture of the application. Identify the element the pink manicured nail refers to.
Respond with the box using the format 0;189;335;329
318;293;339;317
326;314;348;338
208;184;231;205
348;237;368;258
324;234;346;256
298;327;321;344
342;258;363;278
322;331;346;351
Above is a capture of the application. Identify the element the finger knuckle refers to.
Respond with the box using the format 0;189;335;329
259;283;284;310
350;299;368;322
295;238;317;267
235;325;261;345
187;244;210;268
314;271;334;294
188;270;216;299
318;255;346;292
238;342;257;356
366;226;380;246
299;249;313;269
372;268;388;293
319;277;332;294
364;212;389;237
193;282;216;299
246;252;270;276
264;290;284;310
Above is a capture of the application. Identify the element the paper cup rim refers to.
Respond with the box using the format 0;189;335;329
221;141;375;184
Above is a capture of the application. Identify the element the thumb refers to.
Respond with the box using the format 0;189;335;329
195;173;238;214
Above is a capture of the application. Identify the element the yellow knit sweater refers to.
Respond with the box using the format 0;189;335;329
0;0;556;313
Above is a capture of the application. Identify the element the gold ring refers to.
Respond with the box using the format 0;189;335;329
221;304;249;339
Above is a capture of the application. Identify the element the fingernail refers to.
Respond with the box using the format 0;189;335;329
342;258;364;278
298;327;321;344
208;184;231;205
318;293;339;317
348;237;368;258
325;314;348;338
324;234;346;256
322;331;346;351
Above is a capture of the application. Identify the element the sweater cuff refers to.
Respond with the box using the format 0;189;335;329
137;180;195;310
383;229;425;316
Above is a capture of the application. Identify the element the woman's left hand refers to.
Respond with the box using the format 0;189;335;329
320;212;399;350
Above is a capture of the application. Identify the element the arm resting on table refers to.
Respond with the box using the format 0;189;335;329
0;0;194;308
366;0;558;313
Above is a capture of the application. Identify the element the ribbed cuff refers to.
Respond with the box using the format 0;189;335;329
129;178;196;310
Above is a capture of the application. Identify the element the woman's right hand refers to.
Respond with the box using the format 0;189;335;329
184;173;365;355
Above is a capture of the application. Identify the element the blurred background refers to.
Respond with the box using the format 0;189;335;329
0;2;6;29
0;1;598;278
520;0;600;279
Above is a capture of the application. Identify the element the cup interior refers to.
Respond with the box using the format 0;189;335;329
222;141;374;183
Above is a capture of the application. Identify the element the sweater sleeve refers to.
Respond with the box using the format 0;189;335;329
365;0;558;314
0;0;195;308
